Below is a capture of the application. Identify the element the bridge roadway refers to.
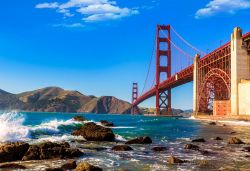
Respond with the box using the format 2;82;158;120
133;32;250;107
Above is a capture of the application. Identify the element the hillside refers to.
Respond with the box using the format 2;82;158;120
0;87;139;114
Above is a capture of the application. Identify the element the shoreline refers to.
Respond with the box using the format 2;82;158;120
194;114;250;122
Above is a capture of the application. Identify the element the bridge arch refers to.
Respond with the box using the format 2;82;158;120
198;68;230;113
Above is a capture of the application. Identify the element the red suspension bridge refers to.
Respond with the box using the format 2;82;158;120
131;24;250;116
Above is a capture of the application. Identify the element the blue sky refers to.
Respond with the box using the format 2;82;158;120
0;0;250;110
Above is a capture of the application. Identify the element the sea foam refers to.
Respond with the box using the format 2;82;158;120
0;112;30;142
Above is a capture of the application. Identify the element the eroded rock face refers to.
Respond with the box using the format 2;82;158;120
72;122;115;141
228;137;245;144
125;136;152;144
151;146;168;152
112;145;133;151
184;144;199;151
167;155;184;164
74;162;102;171
22;142;83;161
0;142;29;163
100;120;114;127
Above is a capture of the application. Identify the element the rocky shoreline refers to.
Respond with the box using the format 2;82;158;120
0;116;250;170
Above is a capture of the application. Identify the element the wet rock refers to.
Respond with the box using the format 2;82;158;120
242;146;250;152
151;146;168;152
192;138;206;143
100;120;114;127
74;161;102;171
22;142;83;161
214;137;223;140
0;163;27;169
0;142;29;163
73;116;86;122
167;155;184;164
125;136;152;144
228;137;245;144
184;144;199;151
61;160;77;170
72;122;115;141
112;145;133;151
209;122;216;125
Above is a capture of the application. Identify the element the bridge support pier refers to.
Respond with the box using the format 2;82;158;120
231;27;250;115
193;54;200;115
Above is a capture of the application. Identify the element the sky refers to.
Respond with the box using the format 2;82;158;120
0;0;250;110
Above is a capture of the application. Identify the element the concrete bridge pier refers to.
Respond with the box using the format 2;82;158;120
231;27;250;115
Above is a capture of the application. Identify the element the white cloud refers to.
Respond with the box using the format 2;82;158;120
53;23;85;28
36;0;138;23
195;0;250;19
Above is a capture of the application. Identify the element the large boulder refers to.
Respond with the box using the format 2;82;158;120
22;142;83;161
0;142;29;163
228;137;245;144
61;160;77;170
74;162;102;171
125;136;152;144
72;122;115;141
100;120;114;127
112;145;133;151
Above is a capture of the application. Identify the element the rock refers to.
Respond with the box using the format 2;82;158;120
192;138;206;143
167;155;184;164
230;131;236;134
100;120;114;127
22;142;83;161
184;144;199;151
214;137;223;140
74;161;102;171
125;136;152;144
242;146;250;152
209;122;216;125
73;116;86;121
112;145;133;151
61;160;77;170
0;142;29;163
151;146;168;152
46;168;63;171
195;160;210;167
72;122;115;141
0;163;27;169
228;137;245;144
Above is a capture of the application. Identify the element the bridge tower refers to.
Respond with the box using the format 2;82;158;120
155;25;171;115
131;83;138;114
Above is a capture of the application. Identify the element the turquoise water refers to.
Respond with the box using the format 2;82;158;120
0;112;250;170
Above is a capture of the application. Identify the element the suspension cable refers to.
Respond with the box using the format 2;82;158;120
140;34;157;96
171;26;206;56
159;29;194;60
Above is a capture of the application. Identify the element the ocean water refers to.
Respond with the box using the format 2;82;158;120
0;112;250;170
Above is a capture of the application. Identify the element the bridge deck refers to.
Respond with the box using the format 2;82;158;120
133;31;250;107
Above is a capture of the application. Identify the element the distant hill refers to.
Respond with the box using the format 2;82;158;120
0;87;140;114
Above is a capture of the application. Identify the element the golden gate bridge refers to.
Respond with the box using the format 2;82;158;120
131;24;250;116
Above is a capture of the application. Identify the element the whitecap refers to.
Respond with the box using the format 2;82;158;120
0;112;30;142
